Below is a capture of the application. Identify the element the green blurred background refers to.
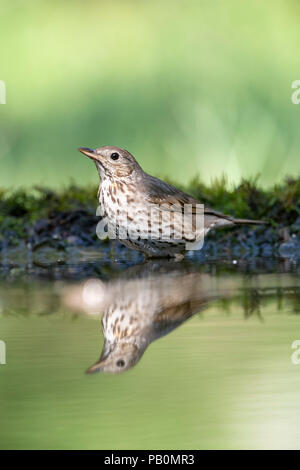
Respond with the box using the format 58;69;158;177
1;0;300;188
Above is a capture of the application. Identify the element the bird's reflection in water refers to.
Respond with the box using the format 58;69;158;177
64;262;235;374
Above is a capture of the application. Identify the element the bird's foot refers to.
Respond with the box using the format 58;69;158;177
144;253;185;263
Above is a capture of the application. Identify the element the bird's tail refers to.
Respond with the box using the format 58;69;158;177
233;218;267;225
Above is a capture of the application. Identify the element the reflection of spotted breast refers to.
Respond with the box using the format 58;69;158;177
102;298;148;343
100;272;219;359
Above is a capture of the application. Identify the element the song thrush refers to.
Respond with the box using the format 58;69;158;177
81;267;228;374
79;146;264;259
62;262;270;374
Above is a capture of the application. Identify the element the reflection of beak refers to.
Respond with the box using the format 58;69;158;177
78;147;102;162
85;340;114;374
85;361;103;374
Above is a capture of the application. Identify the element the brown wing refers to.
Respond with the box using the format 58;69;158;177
143;174;235;229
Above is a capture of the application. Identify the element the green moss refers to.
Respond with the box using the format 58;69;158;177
165;175;299;225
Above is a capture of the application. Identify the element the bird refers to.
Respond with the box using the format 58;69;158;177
61;261;261;375
78;146;265;260
82;267;229;374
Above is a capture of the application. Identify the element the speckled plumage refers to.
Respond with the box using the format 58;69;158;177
85;269;223;374
79;146;264;258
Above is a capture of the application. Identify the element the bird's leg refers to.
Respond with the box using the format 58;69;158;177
144;252;185;263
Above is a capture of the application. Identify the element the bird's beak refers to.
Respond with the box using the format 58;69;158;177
85;340;114;374
78;147;102;162
85;360;104;374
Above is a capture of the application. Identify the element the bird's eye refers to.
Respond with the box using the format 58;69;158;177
111;152;119;161
116;359;125;367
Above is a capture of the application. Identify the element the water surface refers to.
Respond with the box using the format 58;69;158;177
0;255;300;449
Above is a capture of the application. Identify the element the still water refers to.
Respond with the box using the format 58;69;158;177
0;253;300;449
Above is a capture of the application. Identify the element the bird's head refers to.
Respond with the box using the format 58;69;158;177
78;146;142;179
86;339;145;374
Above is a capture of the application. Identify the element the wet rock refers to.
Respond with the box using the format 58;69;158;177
292;216;300;231
33;218;50;234
260;243;273;257
279;241;300;258
66;235;85;245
